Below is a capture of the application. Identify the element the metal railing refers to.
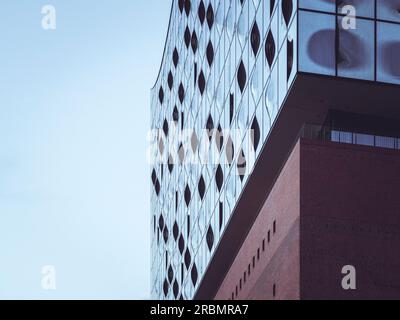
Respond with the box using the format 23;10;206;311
299;124;400;151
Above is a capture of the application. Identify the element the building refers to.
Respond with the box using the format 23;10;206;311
150;0;400;300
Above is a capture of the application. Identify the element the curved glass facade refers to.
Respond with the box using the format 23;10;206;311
150;0;400;300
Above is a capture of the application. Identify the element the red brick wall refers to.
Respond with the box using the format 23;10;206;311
300;139;400;299
214;143;301;300
215;139;400;300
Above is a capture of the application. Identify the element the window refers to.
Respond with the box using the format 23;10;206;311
206;225;214;252
191;264;198;286
191;30;198;53
184;185;191;207
167;71;173;90
198;70;205;94
159;86;164;104
251;117;261;151
237;148;247;181
265;30;276;68
216;165;224;191
198;0;205;25
173;48;179;67
178;83;185;103
287;39;294;80
207;41;214;66
184;26;191;48
184;249;191;269
207;3;214;29
251;21;260;56
237;60;247;93
173;280;179;299
198;175;206;200
173;221;179;241
282;0;293;27
219;202;223;231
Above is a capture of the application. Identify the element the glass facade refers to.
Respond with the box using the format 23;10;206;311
150;0;400;300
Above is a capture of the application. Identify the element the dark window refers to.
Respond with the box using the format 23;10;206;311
173;48;179;67
184;249;191;269
178;83;185;103
207;41;214;66
262;239;265;252
273;284;276;298
216;165;223;191
229;93;234;124
266;30;276;68
198;0;206;25
168;71;173;90
198;70;205;94
273;220;276;234
206;225;214;252
268;230;271;243
252;256;256;268
151;169;157;186
198;175;206;200
163;225;169;244
159;86;164;104
257;248;260;260
178;234;185;254
168;265;174;283
163;119;169;137
237;148;247;181
216;124;223;152
178;0;184;13
163;279;169;296
251;116;261;151
191;30;198;53
184;0;191;16
206;3;214;29
219;202;223;231
173;280;179;299
184;26;191;48
184;185;191;207
168;154;173;173
282;0;293;27
206;114;214;140
172;105;179;122
173;221;179;241
251;21;261;56
287;39;294;80
191;264;198;286
237;60;247;93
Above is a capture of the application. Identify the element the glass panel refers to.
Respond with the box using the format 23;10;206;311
377;22;400;85
355;133;374;146
298;10;336;75
299;0;335;13
378;0;400;23
337;17;374;80
376;136;396;149
338;0;375;18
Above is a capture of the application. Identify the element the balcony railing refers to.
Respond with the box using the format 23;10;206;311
299;124;400;151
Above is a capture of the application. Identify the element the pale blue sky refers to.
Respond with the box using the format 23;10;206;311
0;0;171;299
